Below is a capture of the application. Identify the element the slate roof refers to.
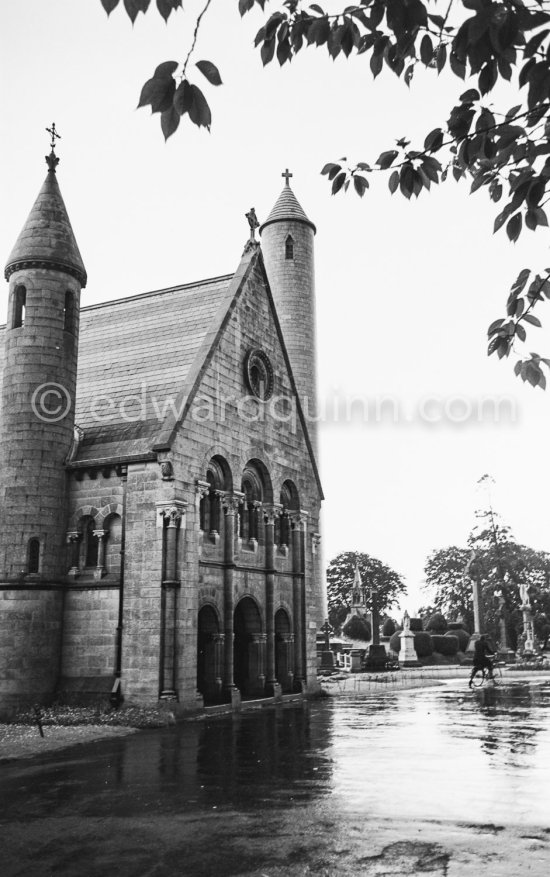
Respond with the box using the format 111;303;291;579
5;164;87;287
0;248;323;496
72;274;233;463
259;184;316;234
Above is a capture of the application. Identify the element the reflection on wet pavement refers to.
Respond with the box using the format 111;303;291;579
1;680;550;875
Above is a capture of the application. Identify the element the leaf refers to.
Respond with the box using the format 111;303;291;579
261;36;276;66
174;79;192;115
331;172;347;195
353;175;369;197
436;43;447;74
510;268;531;296
154;60;179;79
370;48;383;78
123;0;150;24
424;128;444;152
239;0;255;15
487;319;505;335
195;60;222;86
388;170;399;194
101;0;120;13
420;34;433;66
138;71;176;113
188;84;212;129
506;213;522;243
377;150;398;170
156;0;182;21
161;105;180;140
523;313;542;327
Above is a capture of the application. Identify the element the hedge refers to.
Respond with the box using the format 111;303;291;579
342;615;371;642
445;628;469;651
426;612;447;633
431;634;458;655
410;617;423;632
382;618;396;637
448;620;468;631
389;631;402;653
414;631;433;657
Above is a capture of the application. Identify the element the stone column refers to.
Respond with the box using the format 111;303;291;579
264;504;282;697
212;632;225;701
157;502;186;700
291;512;306;691
221;491;244;706
196;479;210;537
66;531;81;577
93;530;106;580
279;632;295;692
250;633;267;696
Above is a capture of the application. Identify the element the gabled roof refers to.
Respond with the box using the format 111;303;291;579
0;248;323;497
5;162;87;287
151;244;323;499
259;183;316;234
70;275;231;464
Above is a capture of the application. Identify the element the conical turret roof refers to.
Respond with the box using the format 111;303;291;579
5;154;87;287
259;181;316;234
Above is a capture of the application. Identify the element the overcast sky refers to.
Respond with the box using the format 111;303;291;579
1;0;549;615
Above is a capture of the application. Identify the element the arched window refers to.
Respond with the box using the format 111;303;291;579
64;290;76;334
279;480;299;547
12;285;26;329
83;517;98;567
240;467;263;542
201;456;232;535
28;538;40;574
104;514;122;575
285;234;294;260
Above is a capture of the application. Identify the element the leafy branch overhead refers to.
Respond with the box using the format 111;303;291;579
101;0;550;387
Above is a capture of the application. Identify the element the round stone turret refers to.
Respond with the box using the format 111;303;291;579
260;175;318;460
0;150;86;581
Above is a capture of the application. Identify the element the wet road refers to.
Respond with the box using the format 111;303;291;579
2;679;550;876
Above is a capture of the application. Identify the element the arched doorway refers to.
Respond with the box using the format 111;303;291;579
234;597;264;698
275;608;294;692
197;605;222;704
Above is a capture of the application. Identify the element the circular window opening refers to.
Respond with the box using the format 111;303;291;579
244;349;274;401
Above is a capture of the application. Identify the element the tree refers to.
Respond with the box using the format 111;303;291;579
326;551;406;632
424;525;550;648
101;0;550;386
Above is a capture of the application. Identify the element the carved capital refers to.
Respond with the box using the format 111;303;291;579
263;503;283;524
93;529;106;541
156;500;187;529
196;479;210;500
66;530;81;545
290;509;309;528
221;491;245;514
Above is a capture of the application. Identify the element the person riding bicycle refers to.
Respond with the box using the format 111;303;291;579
468;635;495;688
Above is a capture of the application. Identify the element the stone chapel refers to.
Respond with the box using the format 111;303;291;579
0;147;325;718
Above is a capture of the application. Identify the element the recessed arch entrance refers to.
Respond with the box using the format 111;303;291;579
233;597;265;698
197;605;223;704
275;608;294;692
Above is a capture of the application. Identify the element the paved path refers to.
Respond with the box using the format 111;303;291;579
1;677;549;876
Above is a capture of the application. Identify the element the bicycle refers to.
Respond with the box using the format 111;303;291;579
469;660;504;688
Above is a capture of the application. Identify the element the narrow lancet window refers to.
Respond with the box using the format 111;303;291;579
285;235;294;260
28;538;40;574
12;285;26;328
64;290;75;333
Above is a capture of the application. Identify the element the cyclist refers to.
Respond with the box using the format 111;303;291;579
468;634;495;688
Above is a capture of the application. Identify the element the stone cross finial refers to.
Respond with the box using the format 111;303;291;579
282;168;293;186
45;122;61;173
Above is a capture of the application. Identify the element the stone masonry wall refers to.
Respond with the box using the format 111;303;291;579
0;588;63;718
